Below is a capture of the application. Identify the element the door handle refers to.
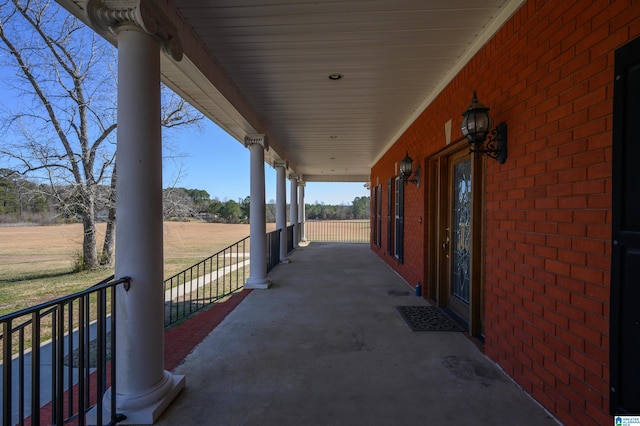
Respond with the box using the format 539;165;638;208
443;227;450;258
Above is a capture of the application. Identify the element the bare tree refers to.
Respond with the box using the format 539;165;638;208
162;187;195;219
0;0;202;269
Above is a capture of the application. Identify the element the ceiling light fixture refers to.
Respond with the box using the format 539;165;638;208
328;74;343;80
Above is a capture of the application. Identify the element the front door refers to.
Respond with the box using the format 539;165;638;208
611;35;640;415
428;143;484;336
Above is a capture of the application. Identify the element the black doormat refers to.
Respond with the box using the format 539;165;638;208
396;306;463;332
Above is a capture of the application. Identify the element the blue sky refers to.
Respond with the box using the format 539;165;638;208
163;119;369;206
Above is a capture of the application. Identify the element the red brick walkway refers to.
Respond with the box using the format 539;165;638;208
164;289;252;370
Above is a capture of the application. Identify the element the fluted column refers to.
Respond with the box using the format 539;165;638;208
85;1;185;422
245;134;271;289
289;174;299;248
298;181;306;242
274;161;290;263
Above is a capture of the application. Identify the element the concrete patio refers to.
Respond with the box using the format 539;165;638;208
156;243;559;426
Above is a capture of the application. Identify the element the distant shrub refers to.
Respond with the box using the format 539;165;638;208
71;251;84;273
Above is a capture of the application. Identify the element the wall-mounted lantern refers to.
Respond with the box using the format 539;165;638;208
461;92;507;164
400;152;420;187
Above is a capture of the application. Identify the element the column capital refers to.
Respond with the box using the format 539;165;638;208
85;0;183;61
298;181;306;187
289;173;298;181
244;134;269;150
273;160;288;169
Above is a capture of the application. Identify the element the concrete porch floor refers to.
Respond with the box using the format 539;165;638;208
156;243;559;426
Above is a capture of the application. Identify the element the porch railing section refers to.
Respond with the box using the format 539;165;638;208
287;224;295;252
304;220;371;243
164;237;249;328
0;275;130;426
266;229;281;272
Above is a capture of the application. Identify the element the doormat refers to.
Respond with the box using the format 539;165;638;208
396;306;463;332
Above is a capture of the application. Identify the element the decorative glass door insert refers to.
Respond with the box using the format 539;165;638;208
452;158;471;304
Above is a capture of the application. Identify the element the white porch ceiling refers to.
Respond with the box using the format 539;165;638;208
62;0;523;182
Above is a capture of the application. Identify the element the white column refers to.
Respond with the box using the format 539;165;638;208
289;174;299;248
108;24;184;423
245;134;271;289
275;161;290;263
298;181;306;242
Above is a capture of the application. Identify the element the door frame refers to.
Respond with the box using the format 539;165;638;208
427;139;485;337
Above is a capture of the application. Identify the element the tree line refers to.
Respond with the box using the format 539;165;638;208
1;174;370;225
156;187;370;223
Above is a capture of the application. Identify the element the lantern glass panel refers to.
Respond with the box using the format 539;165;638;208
400;154;413;176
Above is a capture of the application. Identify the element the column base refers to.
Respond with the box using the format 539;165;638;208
87;372;185;425
245;276;272;289
280;257;290;264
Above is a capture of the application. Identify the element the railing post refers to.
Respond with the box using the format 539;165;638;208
31;312;41;426
110;285;124;424
3;321;12;426
84;295;92;421
77;297;85;426
96;289;106;425
66;302;74;420
55;305;64;425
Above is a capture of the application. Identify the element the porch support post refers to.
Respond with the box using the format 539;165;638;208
94;8;184;423
245;134;271;289
298;181;306;242
275;161;290;263
289;174;299;248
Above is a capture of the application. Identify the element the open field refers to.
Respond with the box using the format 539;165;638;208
0;222;275;316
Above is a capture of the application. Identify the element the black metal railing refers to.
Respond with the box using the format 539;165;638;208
0;275;130;426
164;227;302;328
164;237;249;328
304;220;371;243
266;229;281;272
287;224;295;252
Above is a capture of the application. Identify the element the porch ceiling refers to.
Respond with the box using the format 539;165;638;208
61;0;523;182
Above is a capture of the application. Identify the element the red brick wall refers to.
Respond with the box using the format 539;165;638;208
370;1;640;424
370;139;426;289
